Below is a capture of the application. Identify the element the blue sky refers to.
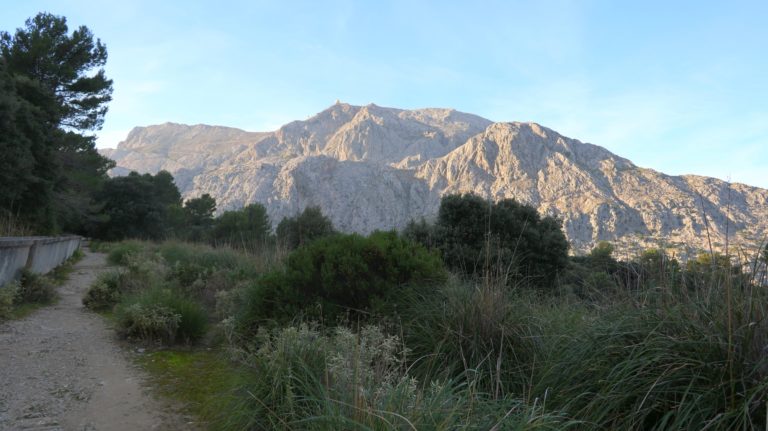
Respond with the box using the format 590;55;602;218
3;1;767;188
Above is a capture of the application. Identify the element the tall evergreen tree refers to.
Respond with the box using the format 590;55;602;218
0;13;114;232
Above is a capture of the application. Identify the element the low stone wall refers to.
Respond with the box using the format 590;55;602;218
0;236;82;287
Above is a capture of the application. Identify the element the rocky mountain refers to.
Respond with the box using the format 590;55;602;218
100;102;768;256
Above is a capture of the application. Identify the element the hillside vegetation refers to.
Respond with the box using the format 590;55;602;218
88;193;768;430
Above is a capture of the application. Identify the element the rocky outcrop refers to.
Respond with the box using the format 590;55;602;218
100;103;768;255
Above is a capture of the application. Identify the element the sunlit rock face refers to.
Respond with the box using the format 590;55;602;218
101;103;768;255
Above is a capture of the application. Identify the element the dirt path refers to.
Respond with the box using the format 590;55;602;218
0;251;193;431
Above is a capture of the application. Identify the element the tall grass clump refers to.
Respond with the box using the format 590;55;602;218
106;239;147;265
529;285;768;429
219;323;576;431
402;275;592;401
115;287;208;344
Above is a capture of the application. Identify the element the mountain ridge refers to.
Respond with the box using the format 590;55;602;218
100;103;768;256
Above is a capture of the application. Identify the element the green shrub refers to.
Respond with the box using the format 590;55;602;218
181;193;217;242
0;281;19;320
116;287;208;344
83;271;125;311
404;193;570;288
239;231;446;328
158;241;259;279
215;286;247;321
209;203;272;250
95;171;182;241
88;239;105;252
106;240;146;265
17;269;56;304
157;241;262;312
276;206;336;250
118;302;181;343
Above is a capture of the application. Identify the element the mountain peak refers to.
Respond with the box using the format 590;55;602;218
100;104;768;255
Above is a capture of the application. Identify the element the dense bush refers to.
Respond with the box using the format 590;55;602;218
0;281;18;320
239;231;446;327
97;240;277;345
115;287;207;344
17;269;56;304
95;171;182;240
83;271;124;311
157;241;264;310
182;193;217;242
276;206;336;250
404;193;569;288
209;203;271;249
106;240;146;266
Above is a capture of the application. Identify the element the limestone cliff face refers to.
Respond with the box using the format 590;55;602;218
101;103;768;254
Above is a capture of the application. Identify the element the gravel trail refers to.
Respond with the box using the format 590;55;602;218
0;251;192;431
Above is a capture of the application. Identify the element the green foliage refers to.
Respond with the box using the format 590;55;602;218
210;203;271;249
587;240;618;271
635;248;681;288
683;251;747;289
405;193;570;288
106;240;146;265
0;58;49;229
83;271;124;311
101;238;768;429
157;241;262;311
0;13;114;233
532;291;768;430
95;171;182;240
17;268;56;304
240;231;446;327
115;287;207;344
1;12;112;130
236;324;404;428
276;206;336;250
101;240;281;345
402;279;544;396
0;281;19;320
158;241;261;280
0;270;59;321
182;193;216;242
220;323;574;430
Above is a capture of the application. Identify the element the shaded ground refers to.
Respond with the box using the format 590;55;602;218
0;251;194;430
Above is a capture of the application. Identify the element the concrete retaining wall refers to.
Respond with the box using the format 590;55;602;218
0;236;82;287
